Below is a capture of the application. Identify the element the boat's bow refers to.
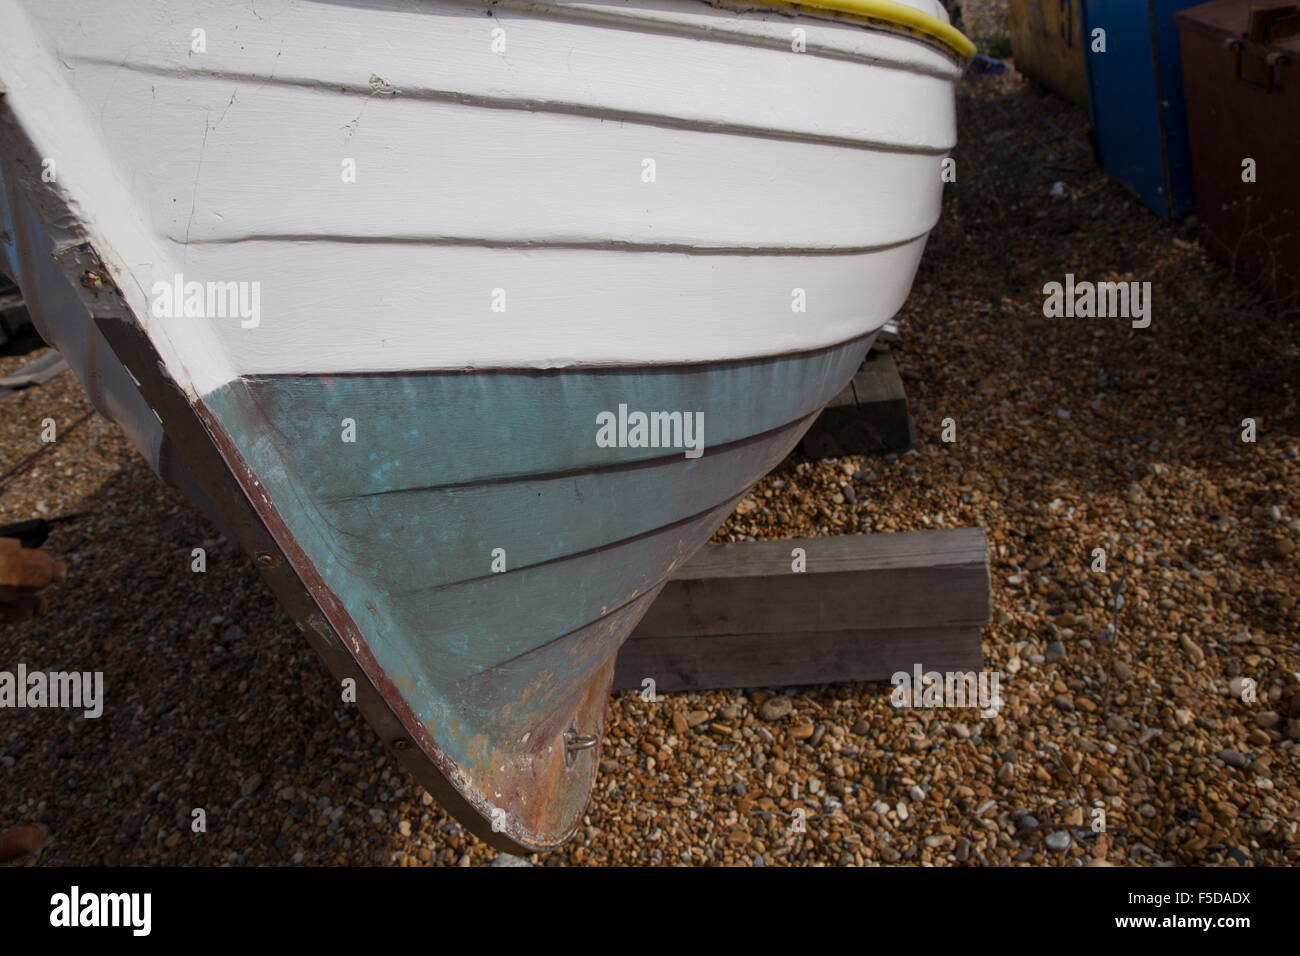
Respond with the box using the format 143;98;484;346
0;0;969;851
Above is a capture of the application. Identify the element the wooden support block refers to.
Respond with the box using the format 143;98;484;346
614;528;989;693
800;344;914;458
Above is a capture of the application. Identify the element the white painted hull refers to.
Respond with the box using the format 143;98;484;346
1;0;960;399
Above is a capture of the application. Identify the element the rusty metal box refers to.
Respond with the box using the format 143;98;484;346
1174;1;1300;309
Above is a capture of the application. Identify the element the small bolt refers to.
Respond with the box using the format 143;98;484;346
391;738;411;753
254;551;279;569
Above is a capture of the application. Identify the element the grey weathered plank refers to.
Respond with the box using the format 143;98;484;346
613;626;983;692
613;528;989;692
636;528;989;635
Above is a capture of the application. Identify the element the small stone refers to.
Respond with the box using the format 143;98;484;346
240;774;262;796
1044;831;1071;851
789;720;815;740
851;719;870;736
222;625;246;643
759;697;793;721
1045;641;1066;663
491;853;533;867
672;711;689;735
1218;749;1248;769
1179;635;1204;665
1256;711;1281;730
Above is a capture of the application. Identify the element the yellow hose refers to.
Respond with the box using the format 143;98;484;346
747;0;977;59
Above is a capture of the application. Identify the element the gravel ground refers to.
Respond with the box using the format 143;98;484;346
3;24;1299;867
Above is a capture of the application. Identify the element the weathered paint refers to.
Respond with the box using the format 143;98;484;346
202;336;870;842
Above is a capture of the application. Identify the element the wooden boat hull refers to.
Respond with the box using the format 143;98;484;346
0;0;966;850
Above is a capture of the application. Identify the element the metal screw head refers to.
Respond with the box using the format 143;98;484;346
391;738;411;753
254;551;279;569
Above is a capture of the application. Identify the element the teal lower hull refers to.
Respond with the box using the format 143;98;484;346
204;335;873;843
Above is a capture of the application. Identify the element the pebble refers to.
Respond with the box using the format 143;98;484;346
1045;641;1066;662
758;697;793;721
1256;711;1281;730
1044;832;1071;851
1218;749;1248;769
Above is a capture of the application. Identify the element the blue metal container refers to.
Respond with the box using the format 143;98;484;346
1080;0;1201;217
